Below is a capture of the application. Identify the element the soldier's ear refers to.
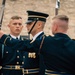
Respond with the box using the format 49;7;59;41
37;22;41;29
56;24;59;31
7;24;10;28
38;21;42;26
53;24;58;32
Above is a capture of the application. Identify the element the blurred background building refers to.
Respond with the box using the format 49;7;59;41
0;0;75;39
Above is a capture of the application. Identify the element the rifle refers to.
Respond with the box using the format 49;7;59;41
0;0;6;30
55;0;60;15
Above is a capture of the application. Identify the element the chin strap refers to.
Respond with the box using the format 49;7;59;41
28;19;38;34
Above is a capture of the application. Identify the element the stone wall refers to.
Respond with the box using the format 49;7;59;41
0;0;75;38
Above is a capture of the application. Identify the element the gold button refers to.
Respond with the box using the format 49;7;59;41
23;56;25;58
17;50;19;52
15;65;20;69
17;62;19;64
22;62;24;64
17;56;19;58
0;66;2;69
6;51;8;53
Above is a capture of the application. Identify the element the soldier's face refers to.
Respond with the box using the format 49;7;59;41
8;19;23;36
26;21;39;36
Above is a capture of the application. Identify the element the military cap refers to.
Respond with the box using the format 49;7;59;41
26;10;49;24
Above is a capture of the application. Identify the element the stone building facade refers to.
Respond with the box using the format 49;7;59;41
0;0;75;38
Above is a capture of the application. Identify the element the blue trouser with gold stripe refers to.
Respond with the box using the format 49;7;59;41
1;69;39;75
1;65;39;75
23;68;39;75
45;73;75;75
45;69;74;75
1;69;22;75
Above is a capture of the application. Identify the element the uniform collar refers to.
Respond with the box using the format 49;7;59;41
9;34;20;39
33;31;43;41
54;33;70;39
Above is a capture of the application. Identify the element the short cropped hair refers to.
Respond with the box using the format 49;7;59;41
52;15;69;22
11;15;22;20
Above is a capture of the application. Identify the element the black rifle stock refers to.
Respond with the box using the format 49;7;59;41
0;0;6;30
55;0;60;15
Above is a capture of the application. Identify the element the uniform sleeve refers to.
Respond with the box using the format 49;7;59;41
0;34;27;50
0;44;2;66
0;34;40;52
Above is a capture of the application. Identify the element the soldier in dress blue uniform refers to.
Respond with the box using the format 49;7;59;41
0;15;75;75
42;15;75;75
23;10;49;75
0;16;25;75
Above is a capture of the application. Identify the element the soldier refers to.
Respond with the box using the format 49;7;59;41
0;15;75;75
0;16;24;75
23;10;49;75
0;11;49;75
43;15;74;75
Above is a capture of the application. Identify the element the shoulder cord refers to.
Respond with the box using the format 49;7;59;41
2;44;4;58
38;35;45;54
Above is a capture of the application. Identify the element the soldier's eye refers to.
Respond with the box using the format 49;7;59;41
13;23;17;25
19;23;22;26
27;22;32;25
13;23;22;26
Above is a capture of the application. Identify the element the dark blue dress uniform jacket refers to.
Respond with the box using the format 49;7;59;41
22;32;44;75
40;33;75;75
0;35;25;75
1;33;75;75
33;32;45;75
0;33;45;75
36;32;45;75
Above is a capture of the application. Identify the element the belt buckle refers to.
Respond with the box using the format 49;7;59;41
22;68;24;75
15;65;20;70
26;69;28;74
23;69;28;74
22;68;26;75
0;66;2;69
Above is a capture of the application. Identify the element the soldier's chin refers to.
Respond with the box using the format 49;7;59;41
52;32;55;35
15;33;20;35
